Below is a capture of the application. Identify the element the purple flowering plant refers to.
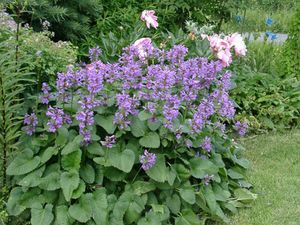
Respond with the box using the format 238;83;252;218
7;19;254;224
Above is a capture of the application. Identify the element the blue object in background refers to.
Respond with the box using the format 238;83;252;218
265;31;277;41
265;17;273;26
235;15;242;24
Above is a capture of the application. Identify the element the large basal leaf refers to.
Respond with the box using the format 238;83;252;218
6;187;26;216
62;149;82;171
17;165;45;187
146;154;167;182
179;188;196;205
234;188;257;204
61;135;83;155
87;142;104;156
72;180;86;199
131;181;156;196
39;171;61;191
94;115;116;134
131;117;148;137
69;193;93;223
166;194;181;214
54;205;74;225
91;188;108;225
110;192;134;225
56;127;69;146
175;209;205;225
80;163;95;184
139;132;160;148
40;147;58;164
190;158;218;179
31;204;54;225
6;149;41;176
60;170;80;202
109;148;135;173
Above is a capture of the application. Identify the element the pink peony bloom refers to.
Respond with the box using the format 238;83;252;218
217;49;232;67
141;10;158;29
208;35;230;52
133;37;152;59
227;33;247;56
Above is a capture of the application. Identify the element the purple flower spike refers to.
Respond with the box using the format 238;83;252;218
101;135;116;148
203;174;214;186
23;113;38;135
234;121;248;136
140;150;156;171
201;136;212;152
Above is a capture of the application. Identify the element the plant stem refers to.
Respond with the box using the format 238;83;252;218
132;166;142;183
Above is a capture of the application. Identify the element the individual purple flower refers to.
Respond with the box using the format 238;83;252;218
89;46;102;61
234;121;248;136
203;174;214;186
215;121;226;133
46;107;65;132
76;110;94;143
101;135;116;148
23;113;38;135
39;82;52;104
140;150;156;171
201;136;212;152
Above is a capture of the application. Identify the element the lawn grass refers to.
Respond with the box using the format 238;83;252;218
220;130;300;225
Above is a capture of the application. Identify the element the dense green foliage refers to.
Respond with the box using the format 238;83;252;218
281;5;300;78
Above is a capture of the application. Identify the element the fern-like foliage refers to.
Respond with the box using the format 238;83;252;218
0;37;33;187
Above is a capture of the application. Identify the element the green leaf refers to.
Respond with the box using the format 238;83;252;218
139;132;160;148
179;188;196;205
40;147;58;164
18;165;45;187
56;127;69;146
190;158;218;179
109;149;135;173
87;142;104;155
132;181;156;195
234;188;257;203
131;117;148;137
80;163;95;184
146;154;167;182
104;167;127;181
228;169;244;179
61;135;82;155
72;180;86;199
95;115;116;134
203;185;217;213
54;205;74;225
69;194;93;223
175;209;205;225
91;188;108;225
212;184;231;202
7;187;26;216
6;149;41;175
62;149;82;171
60;171;80;202
39;171;61;191
138;111;152;121
147;120;161;131
166;194;181;214
31;204;54;225
110;192;133;225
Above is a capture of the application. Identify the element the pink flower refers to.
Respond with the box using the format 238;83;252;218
227;33;247;56
133;37;152;59
141;10;158;29
217;49;232;67
208;35;230;52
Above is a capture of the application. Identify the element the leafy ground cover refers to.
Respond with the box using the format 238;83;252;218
219;130;300;225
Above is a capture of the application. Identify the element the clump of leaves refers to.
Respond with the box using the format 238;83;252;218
6;40;255;225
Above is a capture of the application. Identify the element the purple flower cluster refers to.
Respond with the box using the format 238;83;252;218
203;174;214;186
101;135;116;148
201;136;212;152
139;150;157;171
89;46;102;62
23;113;38;135
46;106;71;132
40;83;52;104
234;121;248;136
36;42;239;145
